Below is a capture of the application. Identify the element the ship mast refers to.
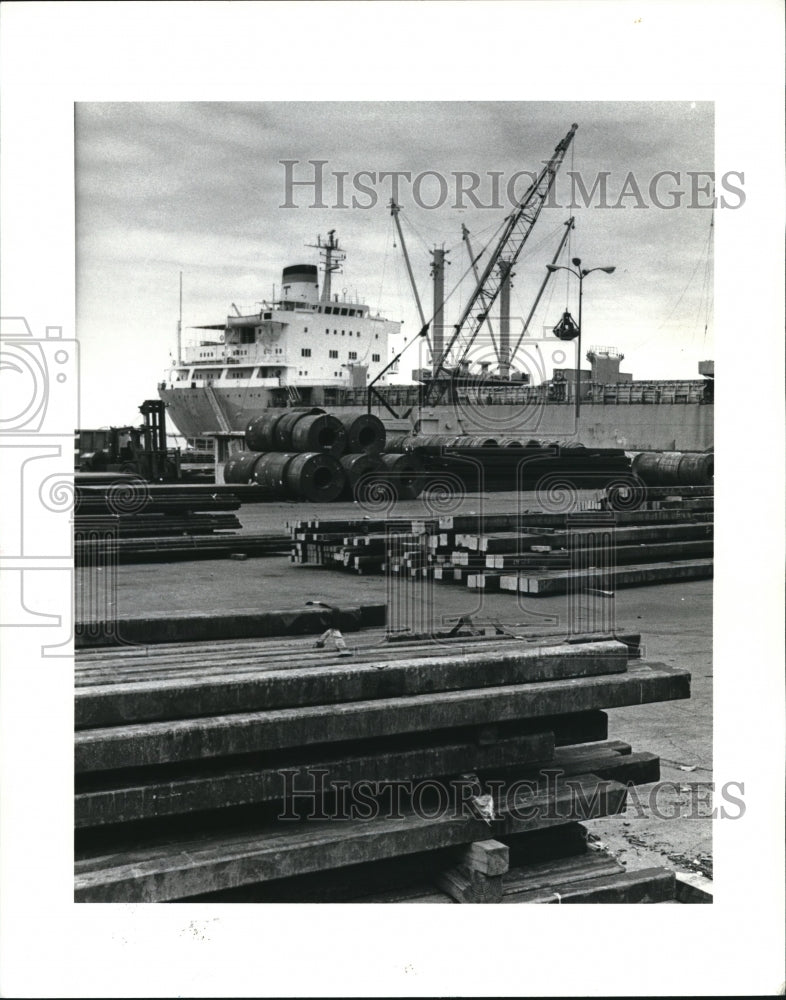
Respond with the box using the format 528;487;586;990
308;230;345;303
430;247;449;377
176;271;183;365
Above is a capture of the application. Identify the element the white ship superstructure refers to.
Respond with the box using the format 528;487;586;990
166;231;401;408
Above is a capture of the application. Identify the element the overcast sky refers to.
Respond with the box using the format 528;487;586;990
75;101;714;426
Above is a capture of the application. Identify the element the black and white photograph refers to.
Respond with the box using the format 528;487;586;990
0;2;783;997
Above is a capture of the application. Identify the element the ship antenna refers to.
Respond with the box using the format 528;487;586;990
308;230;346;303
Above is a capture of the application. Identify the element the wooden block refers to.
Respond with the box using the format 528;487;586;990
434;866;503;903
74;662;690;771
453;839;509;876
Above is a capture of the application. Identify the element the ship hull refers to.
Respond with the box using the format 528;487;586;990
159;384;713;452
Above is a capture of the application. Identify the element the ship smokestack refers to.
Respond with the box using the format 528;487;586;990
281;264;319;304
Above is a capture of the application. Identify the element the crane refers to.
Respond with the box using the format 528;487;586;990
423;123;578;406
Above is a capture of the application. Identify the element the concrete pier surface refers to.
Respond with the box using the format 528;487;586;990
75;489;712;880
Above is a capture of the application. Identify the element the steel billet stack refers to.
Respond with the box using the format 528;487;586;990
74;604;689;904
73;479;290;564
288;488;713;592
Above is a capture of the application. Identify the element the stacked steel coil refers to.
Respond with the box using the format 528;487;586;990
632;451;714;487
225;408;425;502
401;440;633;492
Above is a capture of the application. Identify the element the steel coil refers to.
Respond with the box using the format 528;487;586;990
285;452;346;502
336;412;386;454
384;432;416;453
339;452;384;499
290;413;347;456
633;452;686;486
377;452;426;501
223;450;265;484
273;411;311;450
677;452;714;485
252;452;299;494
245;412;283;452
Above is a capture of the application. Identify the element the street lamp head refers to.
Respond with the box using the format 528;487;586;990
546;264;559;272
571;257;582;267
600;266;616;274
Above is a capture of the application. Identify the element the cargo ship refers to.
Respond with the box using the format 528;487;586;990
158;232;713;452
158;124;713;452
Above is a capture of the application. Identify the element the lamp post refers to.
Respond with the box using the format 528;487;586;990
547;258;615;420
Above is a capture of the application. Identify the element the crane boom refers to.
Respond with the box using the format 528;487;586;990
461;223;500;365
425;123;578;403
509;216;575;367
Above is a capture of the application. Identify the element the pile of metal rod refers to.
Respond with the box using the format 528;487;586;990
288;490;713;593
74;479;284;565
74;610;688;903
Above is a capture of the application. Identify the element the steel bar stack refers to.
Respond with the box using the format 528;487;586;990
74;480;289;564
289;489;713;594
74;609;689;903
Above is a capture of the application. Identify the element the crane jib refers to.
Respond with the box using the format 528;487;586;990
425;123;578;403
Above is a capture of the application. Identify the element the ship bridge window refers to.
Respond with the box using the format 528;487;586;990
301;348;311;357
372;353;380;362
264;312;272;319
240;329;254;343
340;308;348;316
348;351;357;360
329;350;338;359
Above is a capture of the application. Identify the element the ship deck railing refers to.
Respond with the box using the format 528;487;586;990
332;381;710;408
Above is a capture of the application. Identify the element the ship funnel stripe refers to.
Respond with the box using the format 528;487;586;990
282;265;319;282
